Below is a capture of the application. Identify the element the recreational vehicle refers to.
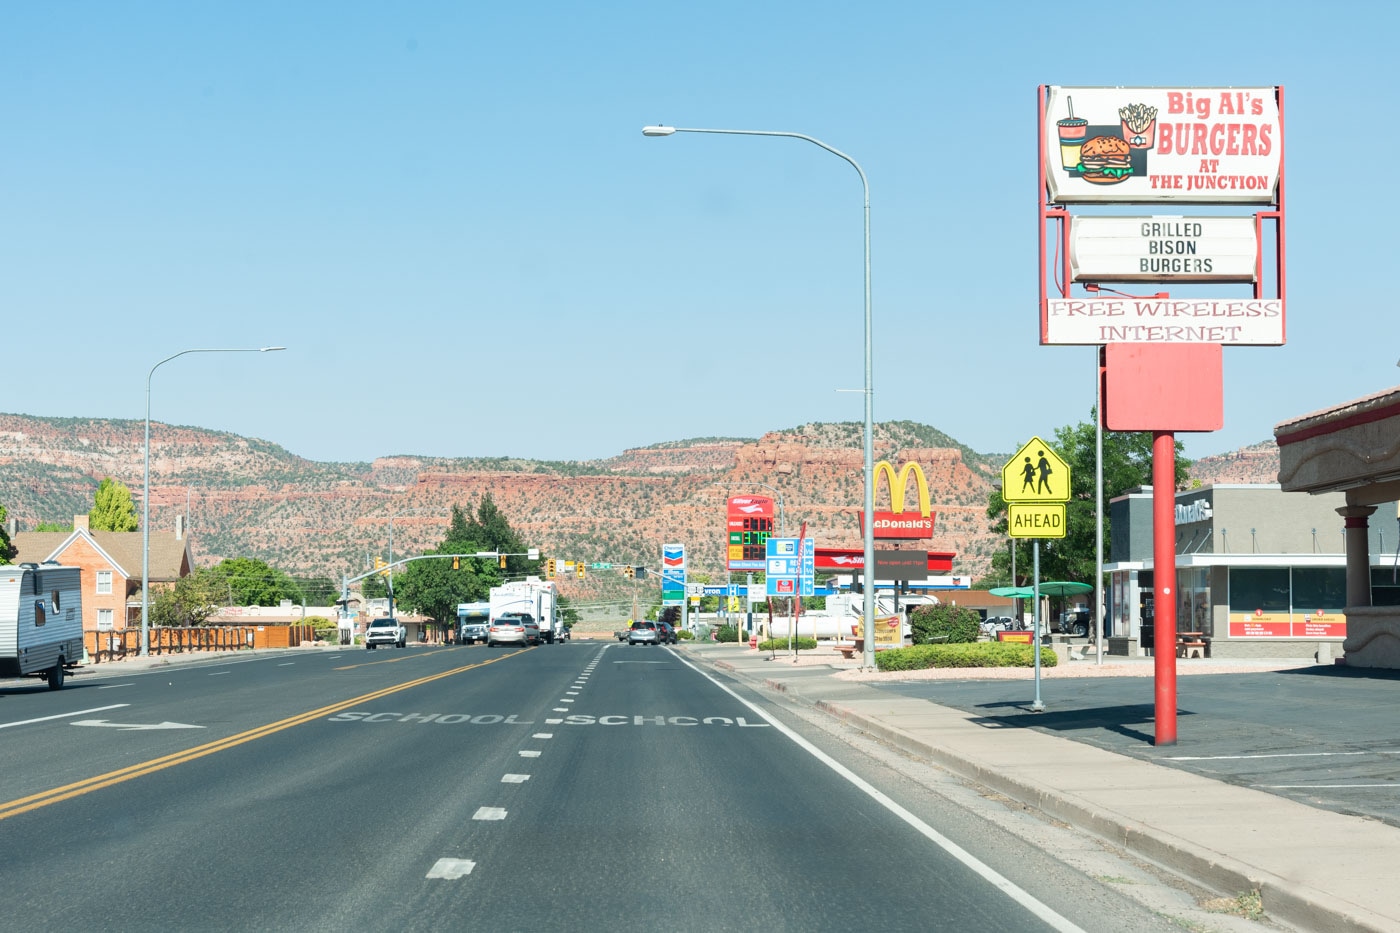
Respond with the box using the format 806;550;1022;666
0;562;83;689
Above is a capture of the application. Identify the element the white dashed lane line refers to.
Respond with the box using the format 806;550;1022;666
427;858;476;879
502;774;530;783
532;733;553;739
519;750;541;758
473;807;508;821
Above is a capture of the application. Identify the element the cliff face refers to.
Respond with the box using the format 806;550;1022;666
0;414;1281;592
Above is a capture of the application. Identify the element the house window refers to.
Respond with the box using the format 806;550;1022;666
97;609;114;630
96;571;113;595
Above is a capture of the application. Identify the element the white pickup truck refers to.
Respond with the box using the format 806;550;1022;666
364;617;406;650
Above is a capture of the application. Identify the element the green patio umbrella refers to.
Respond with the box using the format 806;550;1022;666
1035;581;1092;598
988;586;1036;599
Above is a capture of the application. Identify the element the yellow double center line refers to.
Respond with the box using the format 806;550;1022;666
0;649;527;821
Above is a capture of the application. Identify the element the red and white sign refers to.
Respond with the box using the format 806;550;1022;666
1044;87;1281;204
1044;297;1283;345
858;511;936;539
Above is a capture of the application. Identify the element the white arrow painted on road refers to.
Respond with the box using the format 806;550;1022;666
71;719;205;731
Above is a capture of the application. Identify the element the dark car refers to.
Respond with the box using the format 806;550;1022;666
654;620;678;644
628;620;661;646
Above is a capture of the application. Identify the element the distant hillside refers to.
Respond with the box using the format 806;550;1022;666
0;414;1281;600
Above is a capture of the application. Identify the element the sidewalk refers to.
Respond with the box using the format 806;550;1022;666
681;641;1399;933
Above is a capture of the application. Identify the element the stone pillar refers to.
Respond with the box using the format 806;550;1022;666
1338;505;1377;608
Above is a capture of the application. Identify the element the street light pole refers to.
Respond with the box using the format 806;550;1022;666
643;124;875;668
142;346;285;656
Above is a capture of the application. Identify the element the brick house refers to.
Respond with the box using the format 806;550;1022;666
11;515;193;632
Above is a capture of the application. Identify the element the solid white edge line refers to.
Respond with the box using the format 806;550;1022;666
1262;783;1400;789
671;649;1087;933
0;703;130;730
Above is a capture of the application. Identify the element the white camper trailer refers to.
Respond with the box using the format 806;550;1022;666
0;562;84;689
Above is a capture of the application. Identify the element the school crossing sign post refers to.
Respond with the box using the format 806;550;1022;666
1001;436;1070;538
1000;436;1071;713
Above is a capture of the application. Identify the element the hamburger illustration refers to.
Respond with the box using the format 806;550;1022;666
1076;135;1132;184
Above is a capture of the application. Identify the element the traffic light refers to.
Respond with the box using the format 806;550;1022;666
452;556;460;570
375;557;389;577
623;565;634;579
634;566;646;580
546;558;557;579
576;563;586;580
498;554;507;569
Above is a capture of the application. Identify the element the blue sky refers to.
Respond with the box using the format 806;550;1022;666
3;2;1393;465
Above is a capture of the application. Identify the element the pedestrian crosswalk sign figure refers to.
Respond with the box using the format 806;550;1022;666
1001;437;1070;503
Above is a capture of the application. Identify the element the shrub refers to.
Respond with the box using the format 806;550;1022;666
676;629;694;640
757;637;818;651
714;624;739;643
874;642;1058;672
910;604;981;645
305;616;337;642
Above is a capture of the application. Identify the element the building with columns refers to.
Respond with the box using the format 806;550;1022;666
1277;385;1400;668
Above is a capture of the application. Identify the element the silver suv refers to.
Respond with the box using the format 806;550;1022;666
628;620;661;646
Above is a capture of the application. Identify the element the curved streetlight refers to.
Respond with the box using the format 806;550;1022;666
142;346;285;656
645;124;876;668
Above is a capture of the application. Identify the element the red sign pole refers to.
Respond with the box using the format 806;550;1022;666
1152;430;1178;746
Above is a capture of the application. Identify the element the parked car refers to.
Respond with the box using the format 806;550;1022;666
488;613;541;647
1057;609;1092;637
628;620;661;646
654;620;678;644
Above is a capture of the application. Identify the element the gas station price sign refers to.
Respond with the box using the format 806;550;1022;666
727;495;774;571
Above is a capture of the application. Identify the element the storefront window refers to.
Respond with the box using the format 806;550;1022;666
1228;568;1290;612
1374;568;1400;607
1292;568;1346;612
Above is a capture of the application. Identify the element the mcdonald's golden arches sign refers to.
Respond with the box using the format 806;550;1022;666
860;460;936;540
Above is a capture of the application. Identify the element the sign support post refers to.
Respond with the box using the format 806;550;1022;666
1032;541;1044;712
1153;431;1179;745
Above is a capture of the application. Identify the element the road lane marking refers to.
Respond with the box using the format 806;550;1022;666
278;663;295;667
72;720;203;731
1167;751;1367;761
673;651;1087;933
545;718;563;724
519;750;541;758
560;699;574;704
97;684;135;690
0;704;129;730
552;707;568;712
208;671;230;676
501;774;530;783
473;807;507;820
533;733;553;739
427;858;475;879
0;652;525;822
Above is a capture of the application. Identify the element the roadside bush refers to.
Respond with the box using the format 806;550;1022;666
874;642;1057;672
714;624;739;643
676;629;694;640
910;604;981;645
306;616;337;643
757;637;818;651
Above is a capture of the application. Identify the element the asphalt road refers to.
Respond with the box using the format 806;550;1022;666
0;645;1197;932
872;665;1400;827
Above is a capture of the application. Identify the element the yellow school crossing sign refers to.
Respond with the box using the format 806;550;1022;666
1002;437;1070;538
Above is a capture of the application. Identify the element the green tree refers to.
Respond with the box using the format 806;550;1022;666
89;477;140;532
34;521;73;532
150;568;223;626
0;501;14;564
556;595;579;627
361;571;388;600
982;411;1191;593
458;494;540;578
208;557;307;606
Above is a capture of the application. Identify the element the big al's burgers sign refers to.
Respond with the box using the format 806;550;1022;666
1044;87;1281;204
859;460;936;540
